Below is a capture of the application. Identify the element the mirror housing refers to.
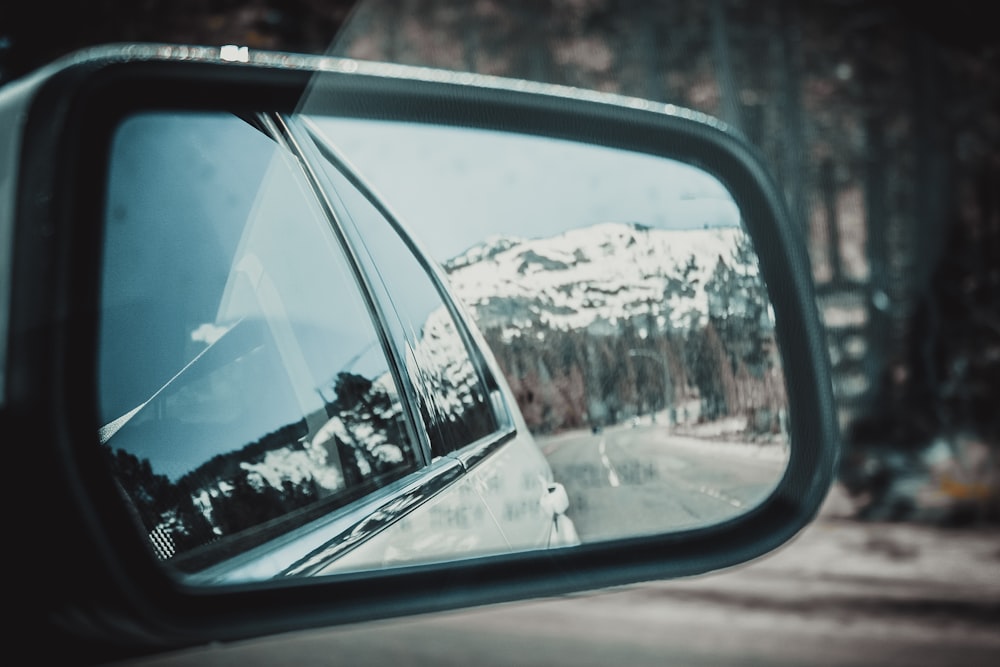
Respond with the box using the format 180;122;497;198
0;45;839;662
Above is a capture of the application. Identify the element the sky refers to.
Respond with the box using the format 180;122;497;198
307;118;741;263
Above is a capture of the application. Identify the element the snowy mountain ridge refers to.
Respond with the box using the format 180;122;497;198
442;222;757;338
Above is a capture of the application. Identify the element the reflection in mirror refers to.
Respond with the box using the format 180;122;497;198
99;114;421;578
306;118;790;543
97;110;789;586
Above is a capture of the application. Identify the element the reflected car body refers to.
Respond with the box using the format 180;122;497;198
96;111;578;583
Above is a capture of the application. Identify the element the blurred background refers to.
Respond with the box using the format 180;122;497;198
5;0;995;526
3;1;998;663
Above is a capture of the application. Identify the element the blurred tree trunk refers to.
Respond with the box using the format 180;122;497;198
906;32;950;297
709;0;743;134
862;106;892;406
621;0;670;102
905;30;951;429
820;159;843;283
772;0;808;236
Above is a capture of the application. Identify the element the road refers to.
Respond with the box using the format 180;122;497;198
122;485;1000;667
538;422;788;541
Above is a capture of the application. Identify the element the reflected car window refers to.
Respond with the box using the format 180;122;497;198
98;113;418;572
314;148;501;456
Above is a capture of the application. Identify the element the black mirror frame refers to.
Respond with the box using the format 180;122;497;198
3;45;839;662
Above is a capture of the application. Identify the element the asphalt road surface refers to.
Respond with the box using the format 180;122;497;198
538;422;788;541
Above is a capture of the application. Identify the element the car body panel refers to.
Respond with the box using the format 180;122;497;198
316;462;509;574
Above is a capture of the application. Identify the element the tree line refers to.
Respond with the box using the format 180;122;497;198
479;243;786;437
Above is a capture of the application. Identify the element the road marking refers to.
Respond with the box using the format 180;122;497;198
598;437;621;487
697;485;744;508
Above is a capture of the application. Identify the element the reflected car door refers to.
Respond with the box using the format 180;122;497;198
302;125;572;558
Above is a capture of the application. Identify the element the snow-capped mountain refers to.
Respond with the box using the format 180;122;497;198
442;222;760;338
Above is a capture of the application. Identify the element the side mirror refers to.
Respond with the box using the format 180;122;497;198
0;45;838;661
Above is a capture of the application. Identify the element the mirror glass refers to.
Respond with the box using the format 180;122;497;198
97;110;788;585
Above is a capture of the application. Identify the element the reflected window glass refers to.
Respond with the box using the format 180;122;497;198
314;153;500;456
98;112;418;572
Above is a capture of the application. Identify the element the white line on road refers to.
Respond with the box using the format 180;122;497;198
598;438;621;487
697;485;744;508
